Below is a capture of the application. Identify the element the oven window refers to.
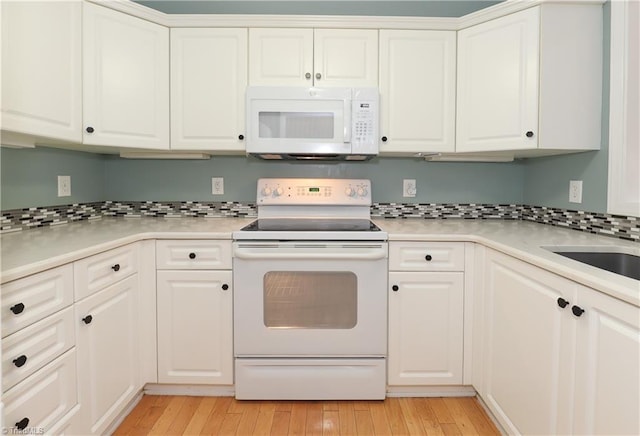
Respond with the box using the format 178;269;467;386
263;271;357;329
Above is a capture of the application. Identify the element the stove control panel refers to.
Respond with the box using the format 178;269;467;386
257;178;372;205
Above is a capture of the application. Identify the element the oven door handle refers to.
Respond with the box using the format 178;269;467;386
233;247;387;261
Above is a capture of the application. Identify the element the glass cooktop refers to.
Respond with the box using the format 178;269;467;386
240;218;381;232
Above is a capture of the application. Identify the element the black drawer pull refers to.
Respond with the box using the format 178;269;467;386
189;252;196;259
82;315;93;324
13;355;28;368
111;264;120;272
425;255;433;261
222;284;229;290
16;417;29;430
10;303;25;314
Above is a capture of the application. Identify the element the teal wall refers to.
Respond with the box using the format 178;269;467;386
102;155;524;204
0;147;105;210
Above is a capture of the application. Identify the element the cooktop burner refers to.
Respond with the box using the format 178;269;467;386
240;218;381;233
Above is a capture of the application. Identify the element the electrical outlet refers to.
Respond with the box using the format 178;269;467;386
569;180;583;203
211;177;224;195
57;175;71;197
403;179;417;197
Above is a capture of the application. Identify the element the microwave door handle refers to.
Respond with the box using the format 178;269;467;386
343;99;351;143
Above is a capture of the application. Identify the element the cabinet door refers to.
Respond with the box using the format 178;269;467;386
379;30;456;153
388;272;463;385
482;250;576;435
573;285;640;435
75;275;139;435
83;2;169;149
313;29;378;87
456;7;539;152
171;28;247;151
249;28;313;86
0;0;81;143
157;270;233;384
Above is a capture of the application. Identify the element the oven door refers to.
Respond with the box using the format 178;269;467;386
233;241;388;357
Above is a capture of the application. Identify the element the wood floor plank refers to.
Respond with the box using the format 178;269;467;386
440;423;462;435
182;397;218;435
352;401;372;411
305;402;324;436
235;403;260;435
354;409;375;435
399;397;427;435
275;401;293;412
322;401;339;411
271;411;291;435
218;413;242;436
149;396;188;435
113;395;155;435
288;401;308;436
457;397;500;435
369;400;393;436
252;402;276;435
384;398;411;435
338;401;357;436
166;396;202;435
442;397;480;435
322;410;340;436
200;396;233;435
429;398;455;424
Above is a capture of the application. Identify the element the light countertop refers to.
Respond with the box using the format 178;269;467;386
1;217;638;307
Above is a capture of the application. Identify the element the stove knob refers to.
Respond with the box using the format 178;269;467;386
345;187;354;197
357;187;367;197
262;187;272;196
275;187;284;196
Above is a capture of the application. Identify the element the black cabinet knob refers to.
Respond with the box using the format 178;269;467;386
15;418;29;431
222;284;229;290
82;315;93;324
10;303;25;315
392;285;399;292
13;355;28;368
425;255;433;261
111;264;120;272
571;305;585;317
238;134;244;140
557;297;570;309
381;136;388;142
86;126;94;133
188;252;196;259
525;131;534;138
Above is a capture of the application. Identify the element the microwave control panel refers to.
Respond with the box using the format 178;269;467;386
351;89;379;154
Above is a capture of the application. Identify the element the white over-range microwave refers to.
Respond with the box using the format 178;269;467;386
245;86;379;161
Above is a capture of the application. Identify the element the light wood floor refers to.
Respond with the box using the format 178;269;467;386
113;395;501;435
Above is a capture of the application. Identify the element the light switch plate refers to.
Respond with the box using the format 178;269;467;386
212;177;224;195
57;175;71;197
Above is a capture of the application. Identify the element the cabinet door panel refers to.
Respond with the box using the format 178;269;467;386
573;285;640;435
171;28;247;151
483;250;575;435
457;7;539;152
157;270;233;384
83;2;169;149
75;275;139;435
380;30;456;153
249;28;313;86
314;29;378;87
388;272;463;385
0;0;81;143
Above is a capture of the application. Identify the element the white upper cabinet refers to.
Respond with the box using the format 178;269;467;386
83;2;170;149
0;0;82;145
171;28;247;151
249;28;378;87
456;4;602;154
379;30;456;154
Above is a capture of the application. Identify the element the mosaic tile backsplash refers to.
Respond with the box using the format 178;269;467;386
1;201;638;242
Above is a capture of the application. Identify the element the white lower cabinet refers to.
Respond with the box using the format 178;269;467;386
481;249;640;435
387;242;465;387
388;272;464;385
156;270;233;384
74;274;140;435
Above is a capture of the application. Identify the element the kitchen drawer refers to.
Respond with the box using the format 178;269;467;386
3;348;78;434
2;306;75;392
1;264;74;338
389;242;465;271
74;243;139;301
156;240;232;270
